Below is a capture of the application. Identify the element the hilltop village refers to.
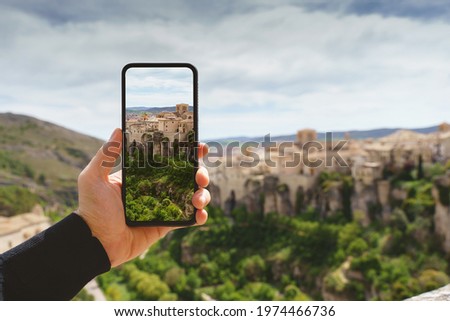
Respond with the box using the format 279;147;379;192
207;123;450;253
125;103;194;156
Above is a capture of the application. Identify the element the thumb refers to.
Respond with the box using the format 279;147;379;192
87;128;122;178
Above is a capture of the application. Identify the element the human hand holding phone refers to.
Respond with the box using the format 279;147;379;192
76;128;210;267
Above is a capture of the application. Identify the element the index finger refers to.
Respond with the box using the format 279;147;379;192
86;128;122;179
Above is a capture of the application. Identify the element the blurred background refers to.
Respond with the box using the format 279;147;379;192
1;0;450;301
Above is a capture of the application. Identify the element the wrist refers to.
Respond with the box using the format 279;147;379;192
75;209;128;267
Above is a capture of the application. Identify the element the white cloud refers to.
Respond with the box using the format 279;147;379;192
126;67;193;107
0;3;449;140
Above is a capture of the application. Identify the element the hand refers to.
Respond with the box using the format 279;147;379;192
76;128;210;267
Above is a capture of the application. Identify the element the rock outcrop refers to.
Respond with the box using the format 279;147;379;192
433;173;450;253
263;175;279;214
208;182;222;208
276;183;294;216
244;178;263;214
407;284;450;301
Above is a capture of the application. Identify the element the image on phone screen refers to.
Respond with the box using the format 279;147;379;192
122;63;198;226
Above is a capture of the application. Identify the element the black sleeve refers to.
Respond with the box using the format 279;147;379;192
0;213;111;300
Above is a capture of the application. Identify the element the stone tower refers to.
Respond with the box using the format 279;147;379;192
438;122;450;133
176;103;189;115
296;129;317;148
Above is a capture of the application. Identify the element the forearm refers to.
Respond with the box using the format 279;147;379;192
0;213;110;300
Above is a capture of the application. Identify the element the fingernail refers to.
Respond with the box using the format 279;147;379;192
109;128;119;140
199;195;206;204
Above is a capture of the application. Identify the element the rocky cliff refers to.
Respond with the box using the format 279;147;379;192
433;173;450;253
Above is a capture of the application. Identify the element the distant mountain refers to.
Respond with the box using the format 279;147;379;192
127;106;194;113
316;125;439;141
208;125;440;144
0;113;103;216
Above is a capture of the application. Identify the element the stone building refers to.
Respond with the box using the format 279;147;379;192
363;129;438;169
125;103;194;155
127;119;159;143
208;125;450;224
352;161;382;186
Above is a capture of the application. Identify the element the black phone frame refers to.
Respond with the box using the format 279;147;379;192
122;62;198;227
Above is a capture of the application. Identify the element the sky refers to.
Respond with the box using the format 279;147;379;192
126;67;193;108
0;0;449;140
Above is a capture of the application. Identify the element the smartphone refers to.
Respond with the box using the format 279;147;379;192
122;63;198;226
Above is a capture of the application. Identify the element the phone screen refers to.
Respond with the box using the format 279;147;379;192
122;63;198;226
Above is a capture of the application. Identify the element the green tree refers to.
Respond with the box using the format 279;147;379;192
186;270;202;290
164;267;187;294
417;154;424;179
37;173;46;185
283;284;311;301
240;282;276;300
214;280;238;300
105;284;131;301
0;186;39;216
159;293;178;301
347;238;369;256
239;255;267;282
418;269;449;292
135;273;170;300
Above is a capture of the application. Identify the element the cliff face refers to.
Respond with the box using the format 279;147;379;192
212;171;415;222
208;182;222;208
244;179;263;214
433;174;450;253
220;175;295;217
209;164;450;257
263;176;278;214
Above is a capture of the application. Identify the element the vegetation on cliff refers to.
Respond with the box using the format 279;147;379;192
125;151;195;222
0;113;102;217
99;164;450;301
